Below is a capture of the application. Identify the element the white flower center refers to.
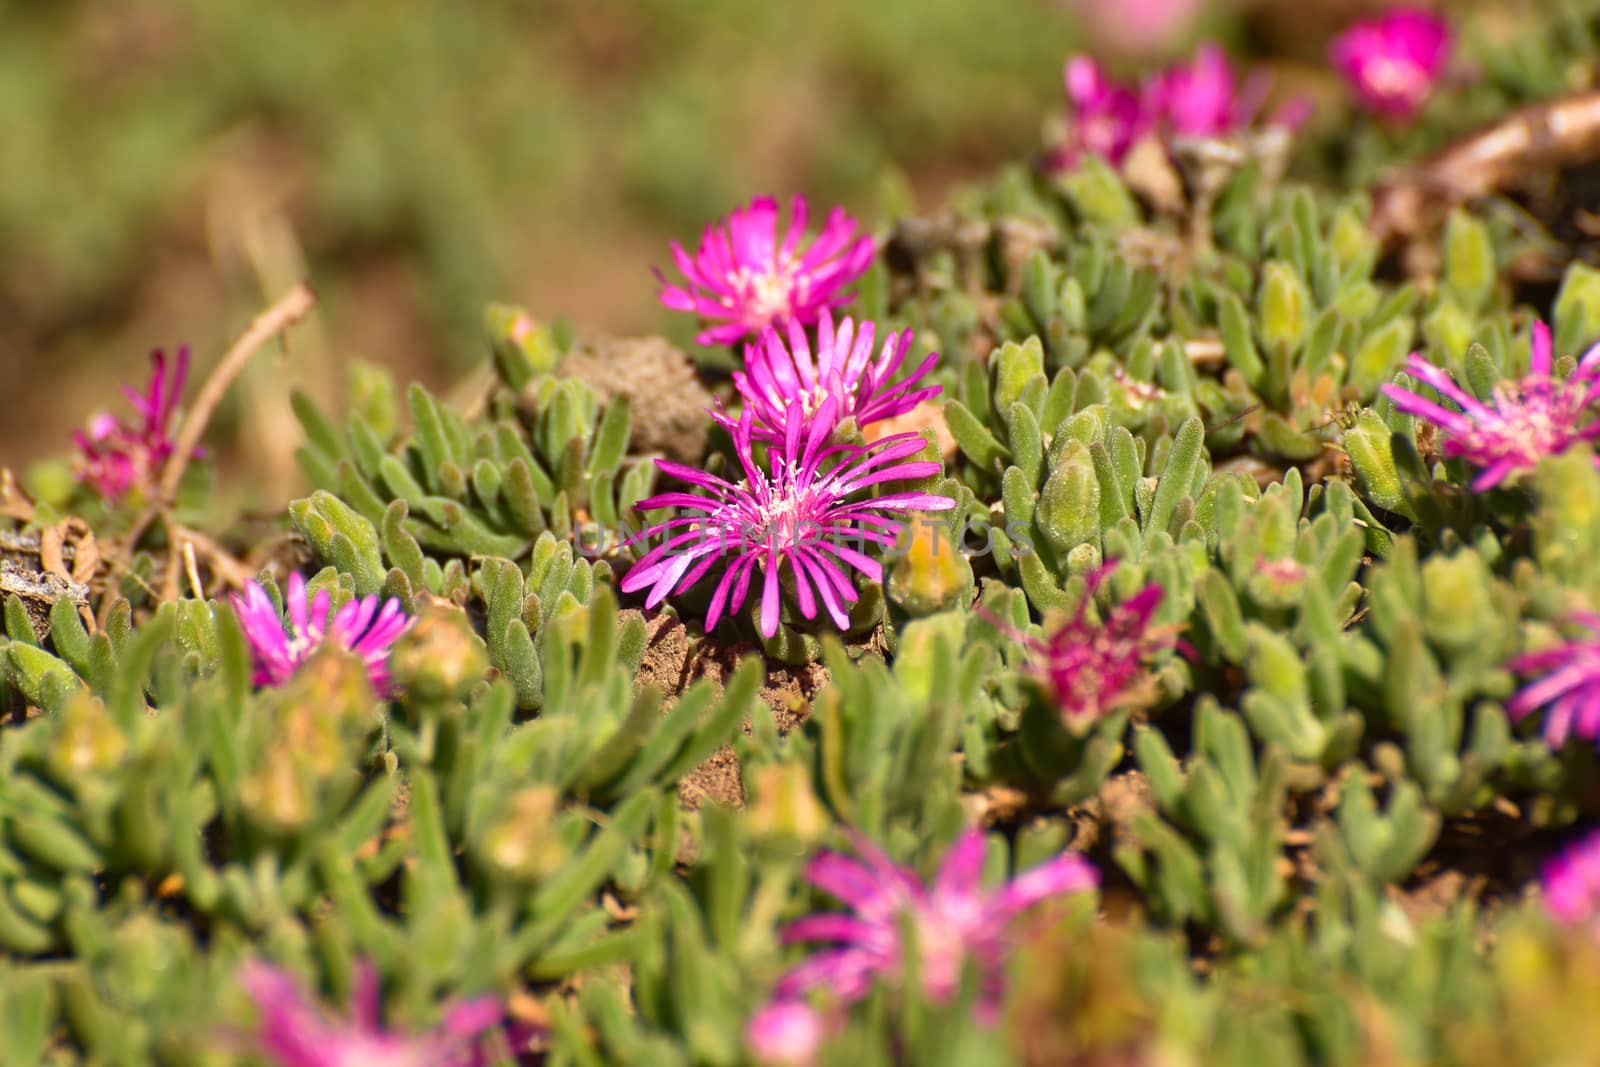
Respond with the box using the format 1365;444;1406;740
733;257;804;322
1363;55;1425;101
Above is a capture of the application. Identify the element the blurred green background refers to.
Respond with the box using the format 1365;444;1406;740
2;0;1382;499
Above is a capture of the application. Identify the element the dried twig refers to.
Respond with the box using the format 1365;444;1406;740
110;283;317;591
159;283;317;515
182;541;205;601
1373;90;1600;245
0;470;34;523
97;287;318;620
171;524;254;593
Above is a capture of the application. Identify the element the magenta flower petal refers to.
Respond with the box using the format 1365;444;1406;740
1380;321;1600;492
1047;56;1147;171
746;999;828;1067
231;575;411;695
1144;43;1307;141
988;853;1101;922
1146;43;1239;139
756;829;1098;1026
1331;6;1452;120
74;346;192;502
656;195;877;346
621;400;953;638
1508;615;1600;750
1013;561;1185;724
1542;829;1600;936
727;310;941;440
1048;44;1308;174
237;960;516;1067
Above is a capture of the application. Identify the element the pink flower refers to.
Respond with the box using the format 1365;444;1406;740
73;347;190;502
1047;46;1310;174
1380;320;1600;491
1046;57;1147;171
1507;614;1600;750
1066;0;1204;55
231;572;411;694
766;829;1098;1022
1542;829;1600;934
1144;44;1309;141
657;195;877;346
1331;7;1452;120
726;309;940;440
746;999;827;1067
622;399;954;638
1026;562;1186;724
237;960;514;1067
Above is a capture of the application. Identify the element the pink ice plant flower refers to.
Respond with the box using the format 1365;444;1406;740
622;398;954;638
760;829;1098;1027
1047;57;1148;171
238;960;513;1067
1544;828;1600;937
1144;43;1310;141
1048;46;1309;174
1507;614;1600;750
1331;6;1452;121
726;309;941;440
1015;562;1187;724
73;346;190;502
745;999;828;1067
658;194;877;346
231;572;411;694
1380;321;1600;491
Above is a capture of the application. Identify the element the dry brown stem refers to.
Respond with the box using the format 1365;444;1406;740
1373;90;1600;245
105;283;317;609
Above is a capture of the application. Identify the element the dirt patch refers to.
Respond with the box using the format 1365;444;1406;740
555;336;713;466
677;745;745;812
1391;804;1562;936
634;611;838;811
634;611;832;729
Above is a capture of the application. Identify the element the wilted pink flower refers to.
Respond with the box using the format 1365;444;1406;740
1507;614;1600;750
1331;7;1452;120
1024;562;1186;724
746;999;828;1067
1381;320;1600;491
658;195;877;346
622;399;953;638
1542;828;1600;934
1144;44;1309;141
231;572;411;694
73;347;190;502
238;960;513;1067
727;310;940;440
1046;57;1147;171
766;829;1098;1022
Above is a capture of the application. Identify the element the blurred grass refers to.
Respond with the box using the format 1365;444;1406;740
0;0;1095;478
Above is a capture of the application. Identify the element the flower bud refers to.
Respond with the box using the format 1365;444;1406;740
266;646;380;770
486;303;559;391
744;763;827;845
241;745;317;836
887;518;972;615
388;602;489;706
50;690;126;778
479;786;566;882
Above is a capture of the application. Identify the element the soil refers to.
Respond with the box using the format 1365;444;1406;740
555;336;714;466
633;610;835;812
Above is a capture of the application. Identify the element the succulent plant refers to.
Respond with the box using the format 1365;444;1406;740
12;7;1600;1064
